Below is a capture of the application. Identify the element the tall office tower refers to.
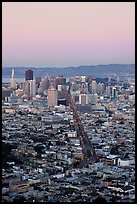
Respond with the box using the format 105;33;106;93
101;83;105;94
58;87;69;106
106;85;111;97
44;76;50;90
2;88;11;101
23;80;36;97
29;80;36;97
35;77;41;87
91;80;97;94
97;82;103;95
23;80;30;95
41;79;46;90
89;93;98;105
108;77;111;86
54;76;66;89
49;76;56;88
117;76;120;86
87;76;94;91
48;85;58;108
112;87;117;99
25;69;33;81
38;76;50;93
80;82;88;94
38;80;44;94
10;68;17;89
79;94;88;104
88;84;92;94
57;85;62;91
70;81;79;92
81;76;86;83
57;84;66;92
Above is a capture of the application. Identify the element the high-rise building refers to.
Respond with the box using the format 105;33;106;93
29;80;36;97
80;82;88;94
38;80;44;94
23;80;36;97
91;80;97;94
23;80;30;95
79;94;88;104
106;85;111;97
81;76;86;83
25;69;33;81
101;83;105;94
54;76;66;89
44;76;50;90
38;76;50;94
112;87;117;99
89;93;98;105
108;77;111;86
48;85;58;108
97;82;103;95
2;88;11;101
10;68;17;89
35;77;41;87
71;82;79;92
117;76;120;86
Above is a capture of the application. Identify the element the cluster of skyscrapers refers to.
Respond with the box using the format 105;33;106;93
6;68;131;112
2;67;135;202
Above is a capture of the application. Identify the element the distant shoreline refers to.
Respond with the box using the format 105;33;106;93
2;64;135;69
2;64;135;81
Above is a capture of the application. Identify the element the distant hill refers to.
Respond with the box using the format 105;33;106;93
2;64;135;79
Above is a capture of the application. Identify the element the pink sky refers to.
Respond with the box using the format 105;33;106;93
2;2;135;67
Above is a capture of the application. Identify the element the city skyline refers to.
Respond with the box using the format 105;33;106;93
2;71;135;202
2;2;135;67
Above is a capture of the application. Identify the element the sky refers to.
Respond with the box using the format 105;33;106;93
2;2;135;67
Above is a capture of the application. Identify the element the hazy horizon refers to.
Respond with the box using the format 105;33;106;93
2;63;135;69
2;2;135;67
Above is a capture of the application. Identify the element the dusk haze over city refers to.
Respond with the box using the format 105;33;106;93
2;2;135;67
2;2;135;203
